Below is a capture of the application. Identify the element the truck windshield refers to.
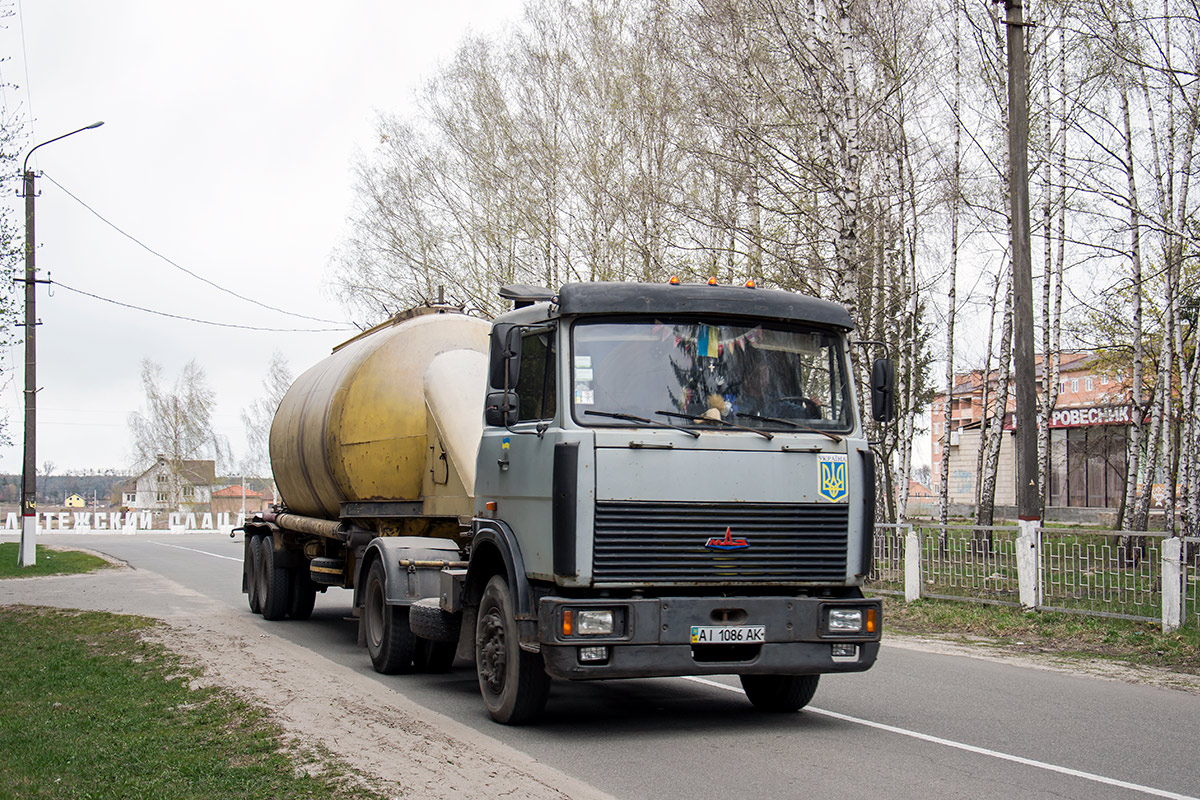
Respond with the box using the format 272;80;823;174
571;319;852;432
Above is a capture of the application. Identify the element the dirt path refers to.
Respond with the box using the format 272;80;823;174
0;559;616;800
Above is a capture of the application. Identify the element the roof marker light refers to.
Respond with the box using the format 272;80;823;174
707;277;718;286
745;278;757;289
669;275;680;285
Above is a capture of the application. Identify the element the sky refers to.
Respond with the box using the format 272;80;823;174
0;1;525;476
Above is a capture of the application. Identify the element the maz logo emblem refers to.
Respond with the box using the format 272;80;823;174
705;527;749;551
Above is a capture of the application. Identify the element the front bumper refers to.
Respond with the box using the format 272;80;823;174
537;594;881;680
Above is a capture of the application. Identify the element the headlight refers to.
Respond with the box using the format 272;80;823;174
827;608;864;632
561;607;620;637
576;609;615;635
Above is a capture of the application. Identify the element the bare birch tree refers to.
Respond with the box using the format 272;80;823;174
128;359;225;508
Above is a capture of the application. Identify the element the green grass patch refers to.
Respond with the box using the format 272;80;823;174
0;544;111;579
878;594;1200;673
0;605;381;800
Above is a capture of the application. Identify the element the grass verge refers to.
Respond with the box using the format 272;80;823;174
0;605;382;800
879;594;1200;674
0;544;111;579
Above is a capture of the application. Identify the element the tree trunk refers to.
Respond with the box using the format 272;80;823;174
977;267;1014;537
1118;75;1146;533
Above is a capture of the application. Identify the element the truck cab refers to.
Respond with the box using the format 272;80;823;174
466;281;890;722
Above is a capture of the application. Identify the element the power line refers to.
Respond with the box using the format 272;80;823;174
53;280;353;333
40;171;349;326
16;0;35;138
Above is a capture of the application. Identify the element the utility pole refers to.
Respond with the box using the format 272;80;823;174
1005;0;1038;524
1004;0;1042;611
18;121;104;567
19;165;39;566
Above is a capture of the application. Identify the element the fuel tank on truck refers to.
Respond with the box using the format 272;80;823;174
269;309;491;521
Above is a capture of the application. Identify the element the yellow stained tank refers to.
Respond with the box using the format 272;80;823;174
269;309;491;520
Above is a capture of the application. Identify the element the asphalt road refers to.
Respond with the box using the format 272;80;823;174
9;532;1200;800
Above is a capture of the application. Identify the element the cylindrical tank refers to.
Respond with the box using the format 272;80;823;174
269;310;491;520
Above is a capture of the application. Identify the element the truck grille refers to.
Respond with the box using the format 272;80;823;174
592;501;849;584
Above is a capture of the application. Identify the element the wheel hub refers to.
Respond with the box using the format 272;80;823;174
478;609;507;694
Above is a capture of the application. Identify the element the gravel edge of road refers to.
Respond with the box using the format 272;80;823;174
0;564;619;800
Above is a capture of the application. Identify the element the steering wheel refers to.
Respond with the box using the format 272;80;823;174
779;396;821;419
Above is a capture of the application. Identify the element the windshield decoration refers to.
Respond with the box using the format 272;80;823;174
818;455;848;502
573;319;851;434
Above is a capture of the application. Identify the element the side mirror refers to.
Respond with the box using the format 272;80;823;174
489;324;522;389
871;358;896;423
485;390;519;427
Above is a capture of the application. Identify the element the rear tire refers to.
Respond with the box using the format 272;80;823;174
364;560;415;674
413;639;456;673
258;536;291;621
739;674;820;712
475;575;550;724
245;534;263;614
287;569;318;620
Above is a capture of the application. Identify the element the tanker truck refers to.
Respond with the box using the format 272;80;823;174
240;281;894;724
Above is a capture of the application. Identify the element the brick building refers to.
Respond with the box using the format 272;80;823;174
930;352;1135;510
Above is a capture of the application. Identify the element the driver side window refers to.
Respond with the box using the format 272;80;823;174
516;330;556;422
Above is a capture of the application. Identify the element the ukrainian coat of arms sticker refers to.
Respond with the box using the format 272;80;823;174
817;454;848;502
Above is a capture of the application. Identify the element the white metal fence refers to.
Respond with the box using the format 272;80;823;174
870;523;1200;631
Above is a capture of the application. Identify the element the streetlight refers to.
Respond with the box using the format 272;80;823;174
18;121;104;567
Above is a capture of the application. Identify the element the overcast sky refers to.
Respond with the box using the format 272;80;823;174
0;1;524;475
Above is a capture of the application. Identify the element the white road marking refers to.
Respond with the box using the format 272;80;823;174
149;540;242;562
682;676;1198;800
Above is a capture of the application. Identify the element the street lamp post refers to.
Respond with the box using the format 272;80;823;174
18;121;104;567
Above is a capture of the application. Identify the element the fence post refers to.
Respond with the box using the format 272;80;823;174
1016;519;1040;611
904;525;922;603
1162;537;1182;633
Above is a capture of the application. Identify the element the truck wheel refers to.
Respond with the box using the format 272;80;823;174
245;534;263;614
739;674;820;712
287;570;318;620
258;536;292;621
475;575;550;724
364;560;415;674
414;639;456;673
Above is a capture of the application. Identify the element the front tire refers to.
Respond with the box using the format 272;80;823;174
739;674;820;712
475;575;550;724
363;560;415;674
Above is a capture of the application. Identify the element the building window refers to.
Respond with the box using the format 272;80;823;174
183;485;195;499
1071;379;1079;392
1101;375;1109;385
1049;426;1126;509
156;492;167;503
1086;377;1093;392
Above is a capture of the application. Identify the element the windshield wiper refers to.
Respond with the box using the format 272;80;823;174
584;409;701;438
735;412;842;442
655;410;773;440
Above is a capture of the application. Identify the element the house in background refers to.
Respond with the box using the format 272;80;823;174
129;456;215;517
64;493;86;508
211;484;268;517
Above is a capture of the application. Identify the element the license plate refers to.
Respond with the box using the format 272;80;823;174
690;625;766;644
